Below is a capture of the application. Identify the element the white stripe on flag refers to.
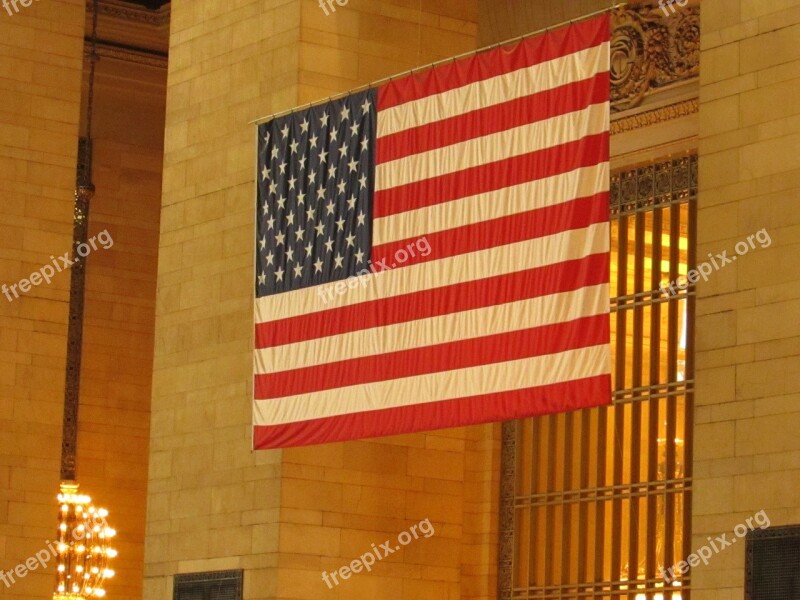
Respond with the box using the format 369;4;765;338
254;221;609;324
255;283;608;374
373;162;608;245
377;43;609;137
375;102;608;191
254;344;610;426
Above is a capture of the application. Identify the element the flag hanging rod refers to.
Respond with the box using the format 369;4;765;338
249;2;626;126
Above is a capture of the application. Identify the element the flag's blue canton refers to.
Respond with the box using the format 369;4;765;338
256;89;376;298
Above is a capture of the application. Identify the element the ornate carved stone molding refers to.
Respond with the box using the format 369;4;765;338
611;97;699;134
89;0;170;27
85;42;168;69
610;4;699;112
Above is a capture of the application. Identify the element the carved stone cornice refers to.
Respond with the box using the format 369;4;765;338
610;4;700;112
611;97;699;134
85;41;168;69
89;0;170;27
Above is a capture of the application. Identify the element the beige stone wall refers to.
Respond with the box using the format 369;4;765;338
693;0;800;598
144;1;301;596
147;1;500;599
0;0;85;598
477;0;608;46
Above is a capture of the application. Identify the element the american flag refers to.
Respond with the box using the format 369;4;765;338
254;15;611;449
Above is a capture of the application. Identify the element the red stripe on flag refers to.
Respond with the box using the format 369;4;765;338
377;72;609;164
373;131;609;218
253;374;611;449
378;16;609;110
372;192;608;270
255;252;609;349
255;313;608;399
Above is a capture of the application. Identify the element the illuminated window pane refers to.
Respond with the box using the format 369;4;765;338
506;155;696;600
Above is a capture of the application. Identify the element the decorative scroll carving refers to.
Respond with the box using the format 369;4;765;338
610;4;699;112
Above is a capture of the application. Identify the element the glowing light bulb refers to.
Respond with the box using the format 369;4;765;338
57;564;65;573
98;509;109;518
103;569;115;578
94;589;106;597
105;528;116;538
106;548;118;558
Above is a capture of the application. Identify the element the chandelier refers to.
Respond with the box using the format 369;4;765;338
53;483;117;600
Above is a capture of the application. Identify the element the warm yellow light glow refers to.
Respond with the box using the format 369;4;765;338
52;482;116;600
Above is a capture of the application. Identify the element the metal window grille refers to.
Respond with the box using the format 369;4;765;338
500;154;697;600
746;525;800;600
173;570;243;600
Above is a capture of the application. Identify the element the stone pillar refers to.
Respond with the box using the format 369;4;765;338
147;2;486;599
693;1;800;598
